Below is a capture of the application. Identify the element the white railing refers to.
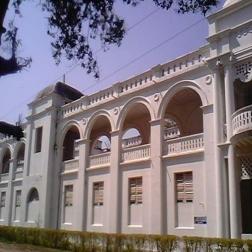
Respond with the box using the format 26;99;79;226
0;173;9;182
62;159;79;172
60;47;208;119
16;160;24;172
121;144;150;163
165;133;204;156
164;127;180;140
89;152;111;168
14;170;23;180
232;105;252;135
122;136;142;148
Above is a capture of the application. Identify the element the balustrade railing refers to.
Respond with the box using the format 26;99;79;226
60;47;208;119
0;173;9;182
122;136;142;148
232;105;252;136
164;127;180;140
165;133;204;156
16;160;24;172
14;170;23;180
62;159;79;172
121;144;150;163
89;152;111;168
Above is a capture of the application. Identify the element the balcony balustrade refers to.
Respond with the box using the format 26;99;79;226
164;133;204;156
232;105;252;136
121;144;150;163
89;152;111;168
122;136;142;148
164;126;180;140
0;173;9;182
62;159;79;173
14;170;23;180
16;160;24;172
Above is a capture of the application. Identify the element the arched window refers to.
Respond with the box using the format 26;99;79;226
163;88;203;137
164;117;181;139
16;143;25;171
2;149;11;174
89;115;112;156
63;126;80;161
122;128;142;148
121;103;151;146
27;188;39;223
28;188;39;202
91;135;111;155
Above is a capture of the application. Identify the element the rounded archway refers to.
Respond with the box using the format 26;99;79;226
163;88;203;138
120;103;151;147
16;143;25;171
1;148;11;174
88;115;112;155
62;126;80;161
27;188;40;223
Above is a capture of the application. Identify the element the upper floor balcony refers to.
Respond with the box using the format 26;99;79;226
232;105;252;136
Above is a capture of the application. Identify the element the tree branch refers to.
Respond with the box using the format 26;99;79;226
0;0;10;45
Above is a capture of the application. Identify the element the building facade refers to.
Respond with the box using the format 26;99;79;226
0;0;252;239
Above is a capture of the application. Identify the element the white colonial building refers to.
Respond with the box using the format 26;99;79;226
0;0;252;239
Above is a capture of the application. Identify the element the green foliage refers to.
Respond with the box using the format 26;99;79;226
0;225;251;252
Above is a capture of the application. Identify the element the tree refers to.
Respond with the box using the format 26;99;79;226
0;0;219;78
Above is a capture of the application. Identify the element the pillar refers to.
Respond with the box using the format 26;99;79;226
213;65;225;237
224;62;242;238
108;130;121;233
150;119;164;234
75;138;89;230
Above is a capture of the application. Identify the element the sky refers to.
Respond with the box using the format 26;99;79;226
0;0;225;124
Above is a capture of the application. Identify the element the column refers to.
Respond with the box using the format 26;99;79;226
213;66;225;237
227;145;242;238
150;119;164;234
75;138;89;230
6;158;14;225
224;63;242;238
109;130;120;233
224;63;235;140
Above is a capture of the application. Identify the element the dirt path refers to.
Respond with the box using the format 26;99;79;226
0;242;69;252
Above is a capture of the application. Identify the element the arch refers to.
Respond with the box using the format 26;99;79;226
15;142;25;171
84;110;115;139
26;187;40;223
0;147;11;174
158;80;208;119
116;96;155;131
62;125;81;161
13;141;26;160
60;120;83;147
27;188;39;202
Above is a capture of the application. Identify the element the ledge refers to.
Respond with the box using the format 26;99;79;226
162;149;204;159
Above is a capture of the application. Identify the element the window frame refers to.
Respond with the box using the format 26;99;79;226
34;127;43;153
93;181;104;206
129;177;143;205
64;185;73;207
175;171;193;204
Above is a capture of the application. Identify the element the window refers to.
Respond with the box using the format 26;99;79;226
129;177;142;205
35;127;43;153
175;172;193;203
15;190;21;207
28;188;39;202
0;192;6;207
93;182;104;206
64;185;73;207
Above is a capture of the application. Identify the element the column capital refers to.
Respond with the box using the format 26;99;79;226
149;118;164;126
207;51;233;71
110;130;120;136
76;138;90;145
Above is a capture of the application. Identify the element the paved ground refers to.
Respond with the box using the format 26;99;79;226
0;242;69;252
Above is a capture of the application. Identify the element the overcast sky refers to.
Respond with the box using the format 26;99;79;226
0;0;225;124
